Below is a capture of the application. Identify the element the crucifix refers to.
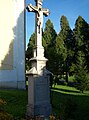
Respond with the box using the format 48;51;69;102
27;0;50;48
26;0;51;118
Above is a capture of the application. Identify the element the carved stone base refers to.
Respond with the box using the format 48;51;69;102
26;103;51;119
26;74;51;119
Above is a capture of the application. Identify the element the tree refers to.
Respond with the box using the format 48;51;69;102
55;15;73;82
73;16;89;70
26;33;35;70
26;19;57;72
43;19;57;73
72;16;89;92
43;19;57;48
74;51;89;93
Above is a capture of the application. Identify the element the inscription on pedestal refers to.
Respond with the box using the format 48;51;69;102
35;76;49;102
36;84;48;101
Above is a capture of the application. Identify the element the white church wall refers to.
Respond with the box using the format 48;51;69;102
0;0;25;89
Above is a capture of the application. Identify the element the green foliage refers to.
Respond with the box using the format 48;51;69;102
26;33;35;70
73;49;89;92
43;19;57;49
26;32;35;59
55;15;73;82
26;15;89;92
73;16;89;69
43;19;57;73
74;65;89;93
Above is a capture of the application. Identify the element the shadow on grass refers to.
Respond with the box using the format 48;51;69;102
50;88;89;120
0;90;28;119
52;87;80;93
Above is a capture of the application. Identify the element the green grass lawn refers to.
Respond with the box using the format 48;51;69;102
68;76;74;82
0;85;89;120
51;85;89;120
0;90;28;119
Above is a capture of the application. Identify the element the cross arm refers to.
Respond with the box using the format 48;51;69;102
26;4;38;12
42;9;50;17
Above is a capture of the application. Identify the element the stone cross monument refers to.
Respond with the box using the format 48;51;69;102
26;0;51;119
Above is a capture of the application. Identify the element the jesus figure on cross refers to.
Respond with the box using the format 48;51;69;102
26;0;50;47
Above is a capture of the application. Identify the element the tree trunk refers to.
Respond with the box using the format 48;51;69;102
65;71;68;83
65;60;68;83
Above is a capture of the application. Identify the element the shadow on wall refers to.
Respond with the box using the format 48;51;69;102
0;41;13;70
0;8;25;70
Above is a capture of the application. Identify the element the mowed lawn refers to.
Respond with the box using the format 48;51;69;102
51;85;89;120
0;85;89;120
0;90;28;119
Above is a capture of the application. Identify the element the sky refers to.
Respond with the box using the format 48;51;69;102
26;0;89;47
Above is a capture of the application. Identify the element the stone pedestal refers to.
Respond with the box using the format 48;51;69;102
27;74;51;118
26;56;51;119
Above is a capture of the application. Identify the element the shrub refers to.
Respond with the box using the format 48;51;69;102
0;99;13;120
0;99;7;111
74;68;89;93
0;111;13;120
